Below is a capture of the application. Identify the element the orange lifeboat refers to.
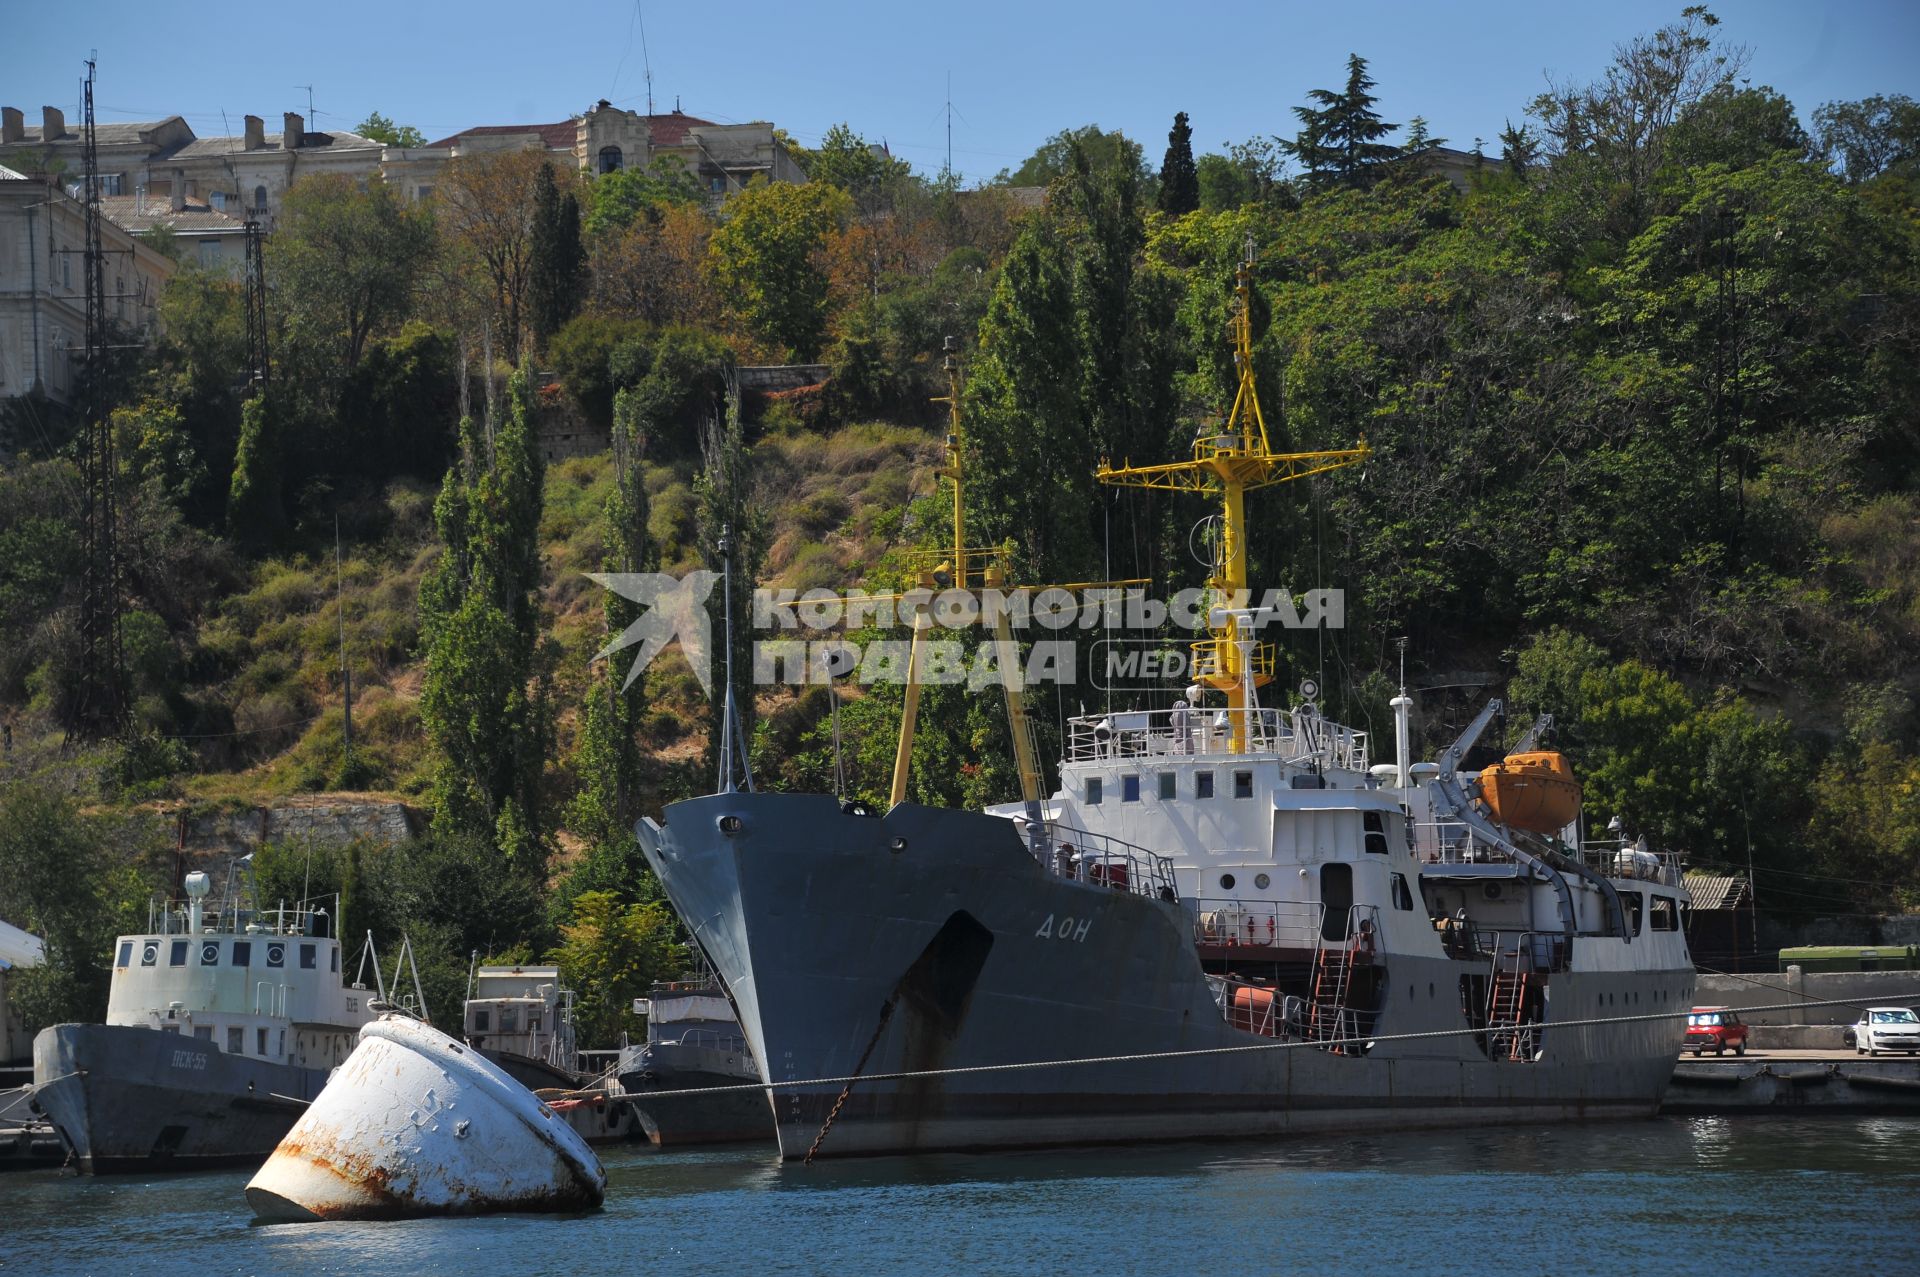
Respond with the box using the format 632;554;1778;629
1228;985;1279;1036
1478;750;1581;835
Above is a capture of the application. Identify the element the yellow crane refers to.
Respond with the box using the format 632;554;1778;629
1097;244;1368;754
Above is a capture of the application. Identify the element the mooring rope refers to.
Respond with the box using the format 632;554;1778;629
598;991;1920;1106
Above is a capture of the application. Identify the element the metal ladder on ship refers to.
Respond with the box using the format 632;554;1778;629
1308;946;1356;1052
1486;951;1533;1062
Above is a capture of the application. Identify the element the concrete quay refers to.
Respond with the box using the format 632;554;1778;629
1663;1049;1920;1114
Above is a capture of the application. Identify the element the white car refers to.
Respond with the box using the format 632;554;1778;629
1852;1006;1920;1056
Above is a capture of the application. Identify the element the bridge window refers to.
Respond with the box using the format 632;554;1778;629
266;942;285;968
473;1009;491;1032
200;941;220;965
169;940;189;966
227;1026;243;1054
1619;891;1643;935
1363;810;1390;855
1650;896;1678;931
117;941;132;967
1158;772;1176;800
257;1027;269;1055
500;1007;519;1032
1391;872;1414;911
1085;777;1103;805
1233;771;1253;799
1196;772;1214;799
1122;775;1140;802
232;940;251;966
300;943;316;970
599;145;624;173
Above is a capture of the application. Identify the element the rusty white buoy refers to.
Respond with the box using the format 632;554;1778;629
245;1013;604;1222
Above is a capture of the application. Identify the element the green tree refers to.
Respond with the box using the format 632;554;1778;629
583;162;702;237
705;180;851;360
548;891;683;1049
528;164;587;353
226;391;287;541
805;122;913;212
1812;94;1920;184
1284;54;1403;190
556;385;657;921
355;112;428;148
419;367;554;868
269;174;434;376
1158;112;1199;216
1001;125;1149;188
0;786;155;1031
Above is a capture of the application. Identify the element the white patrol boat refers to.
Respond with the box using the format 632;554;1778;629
30;866;378;1173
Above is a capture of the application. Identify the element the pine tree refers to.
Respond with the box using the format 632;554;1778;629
418;365;554;870
1158;111;1199;215
1500;119;1540;179
528;164;585;352
695;380;764;784
1285;53;1402;189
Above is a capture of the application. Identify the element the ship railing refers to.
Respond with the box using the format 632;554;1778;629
660;1027;748;1052
145;893;340;939
1581;839;1684;887
1192;898;1326;949
1066;706;1368;770
1207;973;1308;1040
1037;823;1180;901
1413;820;1518;866
1464;928;1568;975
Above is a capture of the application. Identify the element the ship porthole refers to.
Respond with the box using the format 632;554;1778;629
1220;873;1236;890
1253;873;1270;890
889;836;908;854
717;814;744;836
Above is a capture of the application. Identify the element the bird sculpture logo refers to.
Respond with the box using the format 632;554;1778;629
588;571;720;694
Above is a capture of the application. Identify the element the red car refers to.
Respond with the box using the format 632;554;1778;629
1685;1006;1749;1057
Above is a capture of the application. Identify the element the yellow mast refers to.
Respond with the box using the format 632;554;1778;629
1098;244;1368;754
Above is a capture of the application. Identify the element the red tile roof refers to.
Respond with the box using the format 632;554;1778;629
428;121;578;151
640;111;715;148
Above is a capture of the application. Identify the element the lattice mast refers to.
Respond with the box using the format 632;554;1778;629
76;54;127;735
243;218;269;393
1097;244;1368;754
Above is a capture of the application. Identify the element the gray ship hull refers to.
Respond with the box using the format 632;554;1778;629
32;1024;326;1174
619;1041;775;1146
639;794;1693;1160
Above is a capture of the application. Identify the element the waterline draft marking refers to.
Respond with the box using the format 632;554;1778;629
590;574;1344;691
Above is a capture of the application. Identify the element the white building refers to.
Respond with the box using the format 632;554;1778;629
0;164;175;407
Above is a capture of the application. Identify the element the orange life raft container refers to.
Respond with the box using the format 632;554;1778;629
1477;750;1582;835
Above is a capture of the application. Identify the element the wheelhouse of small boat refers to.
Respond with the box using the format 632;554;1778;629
106;868;374;1069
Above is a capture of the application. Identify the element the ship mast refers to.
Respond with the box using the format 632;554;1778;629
1098;242;1368;754
889;338;1144;813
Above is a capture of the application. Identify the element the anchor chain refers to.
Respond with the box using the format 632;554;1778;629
804;996;898;1165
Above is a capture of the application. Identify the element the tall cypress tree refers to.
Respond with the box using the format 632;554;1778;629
1285;53;1402;189
528;164;585;352
556;384;656;916
1158;111;1199;215
418;365;554;868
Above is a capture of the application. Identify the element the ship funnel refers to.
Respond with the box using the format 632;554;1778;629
185;870;211;933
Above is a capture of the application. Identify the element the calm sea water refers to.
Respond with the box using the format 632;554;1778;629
3;1117;1917;1277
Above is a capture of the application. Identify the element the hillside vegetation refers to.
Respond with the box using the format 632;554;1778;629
3;8;1918;1038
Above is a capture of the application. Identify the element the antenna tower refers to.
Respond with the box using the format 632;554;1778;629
243;219;269;391
76;53;127;735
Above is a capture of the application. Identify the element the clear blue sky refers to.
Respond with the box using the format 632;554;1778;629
14;1;1920;183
